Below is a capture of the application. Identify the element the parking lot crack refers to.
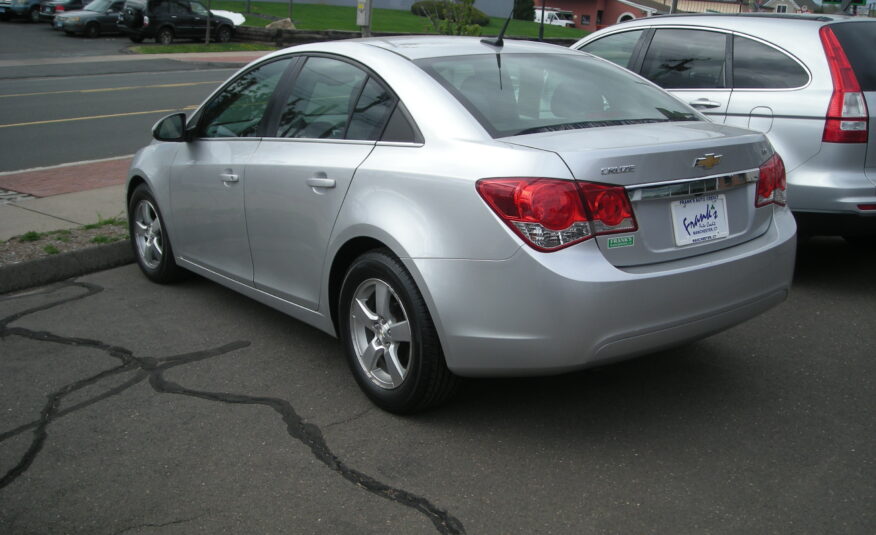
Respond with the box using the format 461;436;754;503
0;280;467;534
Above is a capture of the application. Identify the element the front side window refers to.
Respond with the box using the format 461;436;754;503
733;36;808;89
417;53;699;138
578;30;645;68
200;59;291;138
190;1;207;16
640;29;727;89
275;57;369;139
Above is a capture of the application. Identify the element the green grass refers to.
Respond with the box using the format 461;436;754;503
130;42;279;54
83;216;126;230
19;231;44;242
210;1;587;38
43;245;60;255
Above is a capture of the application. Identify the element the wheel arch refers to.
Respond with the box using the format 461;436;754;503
327;236;390;335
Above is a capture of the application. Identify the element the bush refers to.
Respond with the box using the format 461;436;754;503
411;0;490;27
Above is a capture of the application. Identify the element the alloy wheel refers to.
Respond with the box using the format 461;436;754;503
348;278;413;390
133;199;164;270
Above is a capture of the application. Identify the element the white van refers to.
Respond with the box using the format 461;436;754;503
533;8;575;28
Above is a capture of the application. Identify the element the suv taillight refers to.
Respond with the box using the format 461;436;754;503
55;5;64;10
476;178;637;251
756;154;787;208
820;26;868;143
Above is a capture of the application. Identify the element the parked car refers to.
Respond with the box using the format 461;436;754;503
127;37;796;412
533;7;575;28
573;14;876;242
38;0;83;22
0;0;43;22
54;0;123;35
117;0;233;44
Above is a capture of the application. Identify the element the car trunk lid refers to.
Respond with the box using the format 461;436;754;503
503;121;777;267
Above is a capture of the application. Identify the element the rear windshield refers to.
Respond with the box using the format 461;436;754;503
416;52;700;138
830;22;876;92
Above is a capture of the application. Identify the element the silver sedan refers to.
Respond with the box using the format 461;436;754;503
127;36;797;413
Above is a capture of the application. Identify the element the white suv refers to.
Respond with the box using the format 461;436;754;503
573;14;876;242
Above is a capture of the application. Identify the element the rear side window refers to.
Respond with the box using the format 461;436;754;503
577;30;645;69
417;53;699;138
829;22;876;91
732;36;808;89
640;29;727;89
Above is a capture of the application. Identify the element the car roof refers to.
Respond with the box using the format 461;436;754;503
611;12;860;31
360;36;581;61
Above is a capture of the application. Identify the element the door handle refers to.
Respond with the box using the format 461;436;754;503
689;99;722;109
220;172;239;184
306;177;336;189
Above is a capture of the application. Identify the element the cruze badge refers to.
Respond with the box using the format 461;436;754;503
694;153;722;170
601;165;636;176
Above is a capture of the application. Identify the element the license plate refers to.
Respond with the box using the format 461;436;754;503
54;19;62;27
671;194;729;246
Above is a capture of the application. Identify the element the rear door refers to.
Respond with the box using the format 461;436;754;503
245;56;396;309
638;28;732;123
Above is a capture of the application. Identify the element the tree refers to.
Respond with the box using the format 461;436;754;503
513;0;534;20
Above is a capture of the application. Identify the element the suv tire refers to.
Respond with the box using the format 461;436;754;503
156;26;173;45
215;25;231;43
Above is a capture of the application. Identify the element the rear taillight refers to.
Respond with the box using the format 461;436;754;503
820;26;868;143
55;5;64;11
476;178;637;251
755;154;787;208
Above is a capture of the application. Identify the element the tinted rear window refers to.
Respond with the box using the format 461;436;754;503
830;22;876;92
416;53;699;138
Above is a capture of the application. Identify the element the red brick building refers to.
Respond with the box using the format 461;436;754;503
535;0;670;33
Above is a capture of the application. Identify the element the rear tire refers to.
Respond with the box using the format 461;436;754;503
85;22;99;38
155;26;173;45
339;249;459;413
128;184;186;284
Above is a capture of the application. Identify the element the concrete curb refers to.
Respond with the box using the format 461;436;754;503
0;241;134;295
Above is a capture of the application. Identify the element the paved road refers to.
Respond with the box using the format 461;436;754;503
1;238;875;534
0;21;244;171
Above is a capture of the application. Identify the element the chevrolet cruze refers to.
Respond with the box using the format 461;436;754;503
127;37;796;413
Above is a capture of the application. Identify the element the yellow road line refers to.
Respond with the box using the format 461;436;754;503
0;81;221;99
0;105;197;129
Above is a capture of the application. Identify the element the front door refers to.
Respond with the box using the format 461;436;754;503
170;58;294;283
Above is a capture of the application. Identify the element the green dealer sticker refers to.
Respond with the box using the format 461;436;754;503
607;236;635;249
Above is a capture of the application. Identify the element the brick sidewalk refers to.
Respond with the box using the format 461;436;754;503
0;157;132;198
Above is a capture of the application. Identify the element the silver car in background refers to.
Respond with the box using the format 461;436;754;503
573;14;876;242
127;37;796;413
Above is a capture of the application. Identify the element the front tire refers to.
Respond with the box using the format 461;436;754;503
29;7;40;23
339;250;459;413
214;25;231;43
85;22;99;38
128;184;186;283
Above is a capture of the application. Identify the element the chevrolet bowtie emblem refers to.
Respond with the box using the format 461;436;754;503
694;153;722;170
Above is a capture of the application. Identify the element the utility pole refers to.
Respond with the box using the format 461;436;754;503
670;0;678;13
357;0;372;37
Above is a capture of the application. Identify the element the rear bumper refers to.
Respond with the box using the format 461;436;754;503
411;207;796;377
786;143;876;218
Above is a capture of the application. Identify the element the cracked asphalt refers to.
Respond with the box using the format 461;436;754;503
1;238;875;534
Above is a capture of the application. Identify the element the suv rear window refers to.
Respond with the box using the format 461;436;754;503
829;22;876;92
416;53;699;138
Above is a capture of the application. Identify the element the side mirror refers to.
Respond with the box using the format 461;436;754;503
152;112;191;142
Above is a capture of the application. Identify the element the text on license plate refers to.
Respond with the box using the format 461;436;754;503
670;194;729;246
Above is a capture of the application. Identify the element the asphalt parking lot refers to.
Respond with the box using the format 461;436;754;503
1;237;875;534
